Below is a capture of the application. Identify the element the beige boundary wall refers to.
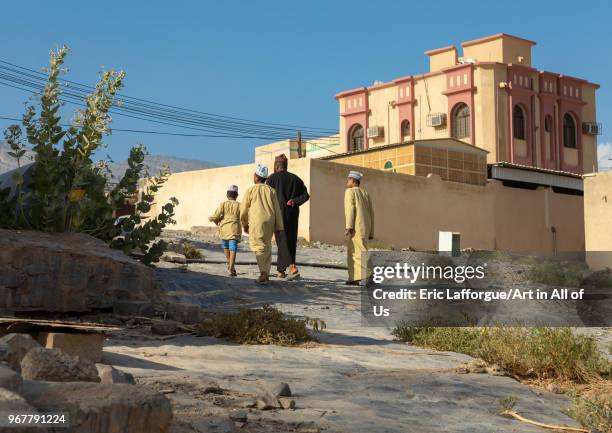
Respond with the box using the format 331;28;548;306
149;160;313;241
151;158;584;252
584;171;612;270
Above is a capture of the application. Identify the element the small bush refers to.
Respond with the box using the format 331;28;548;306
498;395;518;412
196;305;326;346
391;324;608;383
182;242;202;259
568;388;612;433
526;261;585;287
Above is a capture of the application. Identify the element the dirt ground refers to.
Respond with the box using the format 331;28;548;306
103;232;610;433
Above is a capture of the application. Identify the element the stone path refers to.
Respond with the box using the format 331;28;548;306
104;236;588;432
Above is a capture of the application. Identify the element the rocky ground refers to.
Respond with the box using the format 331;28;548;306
102;232;611;433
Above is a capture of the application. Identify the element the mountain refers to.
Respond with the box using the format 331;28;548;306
0;141;35;173
0;141;218;179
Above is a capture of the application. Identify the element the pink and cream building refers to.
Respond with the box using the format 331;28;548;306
335;33;600;174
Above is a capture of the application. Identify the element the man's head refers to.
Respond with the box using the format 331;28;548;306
346;170;362;188
254;164;268;184
227;184;238;200
274;153;288;173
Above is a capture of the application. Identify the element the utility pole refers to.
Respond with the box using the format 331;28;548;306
297;131;302;157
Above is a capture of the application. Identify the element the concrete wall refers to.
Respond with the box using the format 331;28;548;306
148;160;312;240
152;158;585;253
308;158;584;252
584;171;612;270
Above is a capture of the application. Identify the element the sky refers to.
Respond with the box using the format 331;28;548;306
0;0;610;168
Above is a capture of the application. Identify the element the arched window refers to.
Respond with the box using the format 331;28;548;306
544;115;552;133
513;105;526;140
384;161;393;170
563;113;577;148
452;103;470;139
348;124;364;152
401;120;411;141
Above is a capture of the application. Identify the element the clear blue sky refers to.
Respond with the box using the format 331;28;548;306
0;0;610;167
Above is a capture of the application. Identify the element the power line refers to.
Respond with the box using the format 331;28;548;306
0;70;336;141
0;58;338;137
0;115;298;140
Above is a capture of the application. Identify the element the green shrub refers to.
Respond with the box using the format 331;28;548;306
182;242;202;259
392;324;608;383
568;389;612;433
196;305;326;346
0;46;177;265
526;261;585;287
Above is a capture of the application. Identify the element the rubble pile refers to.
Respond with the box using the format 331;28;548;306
0;333;172;433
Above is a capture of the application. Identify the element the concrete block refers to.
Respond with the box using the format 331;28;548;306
22;380;172;433
0;363;22;394
35;332;104;363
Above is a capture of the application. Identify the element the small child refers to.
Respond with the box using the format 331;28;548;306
209;185;242;276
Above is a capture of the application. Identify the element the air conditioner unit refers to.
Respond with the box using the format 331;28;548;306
582;122;602;136
427;113;447;127
367;126;384;138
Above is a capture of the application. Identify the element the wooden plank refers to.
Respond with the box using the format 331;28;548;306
0;317;121;332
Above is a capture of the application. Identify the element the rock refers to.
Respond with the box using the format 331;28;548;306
36;332;104;363
163;302;206;324
458;360;488;374
269;381;292;397
96;364;135;384
0;387;47;433
546;383;564;394
256;394;282;410
0;333;40;372
21;347;100;383
192;419;235;433
0;229;160;313
113;300;155;318
190;226;217;238
228;409;248;422
22;380;172;433
0;363;22;393
486;364;505;376
166;241;186;254
151;321;180;336
161;251;187;264
279;398;296;409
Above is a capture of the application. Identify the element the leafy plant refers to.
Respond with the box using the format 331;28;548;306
0;46;178;264
196;304;326;346
498;396;518;413
392;324;608;383
182;242;202;259
568;388;612;433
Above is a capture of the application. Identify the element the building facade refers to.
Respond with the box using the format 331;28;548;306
335;34;600;175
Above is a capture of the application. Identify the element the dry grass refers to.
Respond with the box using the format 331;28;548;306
392;324;611;431
195;305;326;346
182;242;202;259
567;382;612;433
392;325;608;382
526;260;586;287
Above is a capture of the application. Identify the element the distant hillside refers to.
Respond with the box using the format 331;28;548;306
0;141;217;179
0;141;35;173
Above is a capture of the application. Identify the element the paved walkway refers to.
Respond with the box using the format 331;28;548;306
105;237;584;433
